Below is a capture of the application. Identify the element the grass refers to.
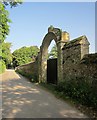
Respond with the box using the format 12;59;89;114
39;81;97;118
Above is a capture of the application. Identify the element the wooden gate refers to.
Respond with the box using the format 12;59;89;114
47;58;57;84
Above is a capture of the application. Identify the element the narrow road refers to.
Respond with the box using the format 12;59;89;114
1;70;88;118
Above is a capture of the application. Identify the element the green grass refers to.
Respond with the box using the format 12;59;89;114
39;79;97;113
0;60;6;74
39;82;74;103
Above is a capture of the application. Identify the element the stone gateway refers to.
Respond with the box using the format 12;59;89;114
37;26;70;83
16;26;97;91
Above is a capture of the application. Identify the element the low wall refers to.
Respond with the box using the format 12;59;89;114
16;61;38;81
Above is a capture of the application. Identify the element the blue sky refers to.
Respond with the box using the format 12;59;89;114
6;2;95;53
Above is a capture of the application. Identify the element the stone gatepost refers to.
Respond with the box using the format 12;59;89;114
37;46;43;83
57;31;70;82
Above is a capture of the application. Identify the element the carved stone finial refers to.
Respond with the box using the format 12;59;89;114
48;25;54;32
61;31;70;42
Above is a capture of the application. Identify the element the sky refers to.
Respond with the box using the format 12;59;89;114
6;2;95;53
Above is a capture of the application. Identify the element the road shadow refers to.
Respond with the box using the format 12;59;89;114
1;70;87;118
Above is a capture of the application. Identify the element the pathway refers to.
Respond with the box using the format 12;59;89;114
1;70;88;118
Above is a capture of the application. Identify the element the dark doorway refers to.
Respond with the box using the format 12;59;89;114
47;58;57;84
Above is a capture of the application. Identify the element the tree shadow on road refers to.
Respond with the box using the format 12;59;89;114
1;71;87;118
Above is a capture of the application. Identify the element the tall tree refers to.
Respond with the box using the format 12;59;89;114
48;44;57;59
12;46;39;67
0;1;22;43
1;42;12;68
3;1;22;8
0;1;22;72
0;2;10;43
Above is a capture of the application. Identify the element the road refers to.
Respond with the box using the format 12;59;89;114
1;70;88;118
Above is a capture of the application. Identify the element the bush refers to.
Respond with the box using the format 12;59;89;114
40;77;97;111
55;78;97;110
0;60;6;74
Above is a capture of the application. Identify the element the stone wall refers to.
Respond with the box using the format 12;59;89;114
62;36;97;90
15;26;97;89
16;61;38;81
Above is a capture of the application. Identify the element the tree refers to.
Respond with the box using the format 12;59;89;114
0;1;22;43
0;60;6;74
3;1;22;8
48;44;57;59
12;46;39;67
0;1;22;72
1;42;12;68
0;2;10;43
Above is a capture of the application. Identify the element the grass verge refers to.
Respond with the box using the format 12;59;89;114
39;82;97;119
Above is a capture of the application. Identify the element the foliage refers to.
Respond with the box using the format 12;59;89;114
40;82;57;94
40;77;97;112
55;78;97;110
81;53;97;64
0;1;22;43
48;44;57;59
12;46;39;67
0;60;6;74
0;2;11;43
0;42;12;68
0;1;22;71
3;1;22;8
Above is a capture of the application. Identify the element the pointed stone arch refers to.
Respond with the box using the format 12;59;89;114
38;26;69;83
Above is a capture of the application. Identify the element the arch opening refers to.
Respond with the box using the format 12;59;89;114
47;40;58;84
41;36;58;84
48;40;57;59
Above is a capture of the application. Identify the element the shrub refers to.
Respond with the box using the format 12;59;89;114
0;60;6;74
55;78;97;110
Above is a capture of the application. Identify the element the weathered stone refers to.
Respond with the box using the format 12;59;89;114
37;26;69;83
16;26;97;92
